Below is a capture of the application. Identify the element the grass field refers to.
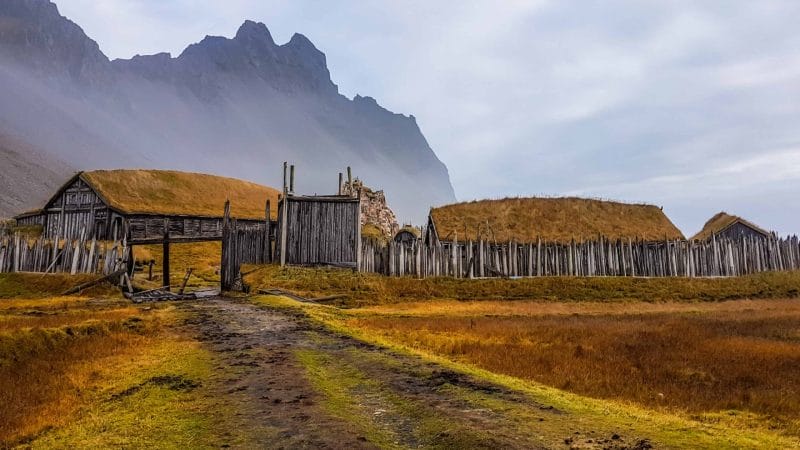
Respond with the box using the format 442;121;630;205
133;241;221;290
245;264;800;306
0;273;225;447
342;299;800;436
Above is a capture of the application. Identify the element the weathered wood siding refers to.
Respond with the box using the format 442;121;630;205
712;221;770;241
276;195;360;266
361;235;800;278
126;215;269;243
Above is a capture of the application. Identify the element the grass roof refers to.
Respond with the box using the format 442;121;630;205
81;170;280;220
430;197;685;243
690;212;770;241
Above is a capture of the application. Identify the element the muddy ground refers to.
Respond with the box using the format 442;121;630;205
174;298;655;449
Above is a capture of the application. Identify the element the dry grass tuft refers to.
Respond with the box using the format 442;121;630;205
431;197;684;243
82;169;280;220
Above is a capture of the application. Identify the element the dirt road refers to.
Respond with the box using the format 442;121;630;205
180;298;652;449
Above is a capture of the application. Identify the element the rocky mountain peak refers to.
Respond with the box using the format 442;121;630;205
0;0;109;84
234;20;276;47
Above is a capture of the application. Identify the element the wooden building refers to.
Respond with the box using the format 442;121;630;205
15;170;280;244
394;226;420;245
425;197;685;245
690;212;772;241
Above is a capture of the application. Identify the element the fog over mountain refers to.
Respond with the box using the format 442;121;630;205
0;0;455;221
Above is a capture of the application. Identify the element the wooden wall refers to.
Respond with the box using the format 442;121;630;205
276;195;360;267
714;222;770;241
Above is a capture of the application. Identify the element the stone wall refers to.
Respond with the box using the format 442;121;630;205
342;179;399;238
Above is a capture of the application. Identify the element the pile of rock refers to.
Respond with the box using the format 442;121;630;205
342;178;399;239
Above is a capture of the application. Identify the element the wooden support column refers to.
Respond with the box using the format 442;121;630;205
280;163;288;267
162;225;171;291
265;200;272;263
355;188;362;271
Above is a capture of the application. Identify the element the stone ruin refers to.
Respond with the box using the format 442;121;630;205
341;178;399;239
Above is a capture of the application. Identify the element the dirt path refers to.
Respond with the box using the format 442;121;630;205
180;298;652;449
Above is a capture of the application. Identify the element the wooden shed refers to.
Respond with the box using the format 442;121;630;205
425;197;685;245
15;170;280;244
394;226;420;245
690;212;771;241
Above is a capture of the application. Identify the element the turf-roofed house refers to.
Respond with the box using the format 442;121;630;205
14;170;280;243
690;212;772;242
425;197;685;245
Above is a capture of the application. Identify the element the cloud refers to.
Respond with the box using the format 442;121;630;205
53;0;800;235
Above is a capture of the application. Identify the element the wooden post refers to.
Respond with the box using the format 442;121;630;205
338;172;343;195
265;199;272;263
280;194;288;267
289;165;295;193
356;188;362;271
162;228;171;291
347;166;352;187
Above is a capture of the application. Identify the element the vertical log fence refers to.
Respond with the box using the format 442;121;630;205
361;235;800;279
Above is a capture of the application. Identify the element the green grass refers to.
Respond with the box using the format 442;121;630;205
296;347;509;449
245;265;800;307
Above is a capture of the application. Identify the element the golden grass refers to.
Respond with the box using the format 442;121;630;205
258;295;800;448
0;301;171;445
690;211;770;241
347;299;800;436
134;241;221;289
430;196;685;243
0;273;121;300
244;265;800;307
82;169;280;220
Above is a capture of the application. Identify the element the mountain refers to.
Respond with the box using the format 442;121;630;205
0;0;455;222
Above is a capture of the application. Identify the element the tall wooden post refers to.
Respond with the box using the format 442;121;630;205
265;199;272;263
162;225;170;291
338;172;343;195
289;165;295;193
220;200;231;290
355;188;362;271
280;163;288;267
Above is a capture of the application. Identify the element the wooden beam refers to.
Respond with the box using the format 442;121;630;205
162;225;171;291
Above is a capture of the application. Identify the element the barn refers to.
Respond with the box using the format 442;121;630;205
690;212;772;241
425;197;685;245
15;170;280;243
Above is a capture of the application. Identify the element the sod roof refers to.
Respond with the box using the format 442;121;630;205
429;197;685;243
690;212;770;241
79;170;280;220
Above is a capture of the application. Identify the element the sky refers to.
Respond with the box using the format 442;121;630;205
54;0;800;236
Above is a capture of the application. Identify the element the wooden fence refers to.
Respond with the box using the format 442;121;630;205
361;235;800;278
0;233;130;275
220;202;272;290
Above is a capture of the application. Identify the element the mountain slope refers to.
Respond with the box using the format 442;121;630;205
0;1;455;221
